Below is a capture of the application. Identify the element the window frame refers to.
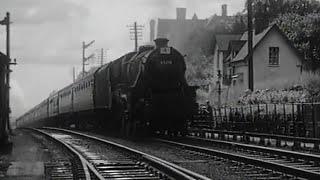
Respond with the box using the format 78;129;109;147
269;47;279;66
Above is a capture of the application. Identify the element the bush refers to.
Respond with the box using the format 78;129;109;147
237;71;320;104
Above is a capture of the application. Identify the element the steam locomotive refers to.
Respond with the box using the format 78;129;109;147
16;38;197;135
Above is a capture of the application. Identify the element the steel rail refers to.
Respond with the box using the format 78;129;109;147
186;136;320;163
189;128;320;146
41;127;210;180
155;138;320;180
29;128;105;180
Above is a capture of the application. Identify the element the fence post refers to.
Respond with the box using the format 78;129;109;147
257;104;260;120
291;103;295;136
312;103;316;138
213;107;217;129
241;106;245;123
265;103;270;133
276;104;281;147
219;106;222;130
229;106;232;130
301;103;306;137
292;103;301;150
250;104;253;131
297;103;302;137
233;108;238;141
282;104;287;135
224;106;228;127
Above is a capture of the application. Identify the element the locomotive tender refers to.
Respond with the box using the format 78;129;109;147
16;38;197;135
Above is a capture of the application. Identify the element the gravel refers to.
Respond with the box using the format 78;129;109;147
79;131;249;180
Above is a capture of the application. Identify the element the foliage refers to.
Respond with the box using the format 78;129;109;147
238;88;308;105
181;27;217;101
238;72;320;104
302;71;320;101
275;13;320;70
231;15;247;33
249;0;320;18
245;0;320;70
183;27;215;56
185;50;214;86
183;27;216;84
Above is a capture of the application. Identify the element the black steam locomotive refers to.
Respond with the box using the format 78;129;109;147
16;38;197;135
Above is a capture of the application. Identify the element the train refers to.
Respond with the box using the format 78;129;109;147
16;38;198;136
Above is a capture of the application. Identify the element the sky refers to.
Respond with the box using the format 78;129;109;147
0;0;245;119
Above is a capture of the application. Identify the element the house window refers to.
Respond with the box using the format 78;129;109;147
269;47;279;65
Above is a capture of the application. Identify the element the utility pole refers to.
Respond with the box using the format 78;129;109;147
95;48;108;66
73;67;76;83
128;22;143;52
100;48;103;66
0;12;17;142
82;40;95;77
134;22;138;52
217;70;222;107
247;0;254;91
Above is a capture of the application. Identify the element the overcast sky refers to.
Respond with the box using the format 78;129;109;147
0;0;245;118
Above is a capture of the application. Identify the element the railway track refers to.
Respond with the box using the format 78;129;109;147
189;128;320;152
31;127;209;180
156;136;320;180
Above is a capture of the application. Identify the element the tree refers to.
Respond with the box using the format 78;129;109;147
182;27;216;88
275;13;320;70
231;15;247;33
248;0;320;20
245;0;320;70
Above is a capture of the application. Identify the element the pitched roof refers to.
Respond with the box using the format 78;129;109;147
206;15;235;29
215;34;242;51
232;24;303;62
228;40;246;52
232;25;273;62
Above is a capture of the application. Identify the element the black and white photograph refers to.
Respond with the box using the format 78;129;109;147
1;0;320;179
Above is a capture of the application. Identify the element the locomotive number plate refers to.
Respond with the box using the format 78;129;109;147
160;47;171;54
160;59;173;65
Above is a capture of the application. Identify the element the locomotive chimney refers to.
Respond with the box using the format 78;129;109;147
154;38;169;48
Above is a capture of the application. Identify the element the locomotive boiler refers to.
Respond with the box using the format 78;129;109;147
16;38;197;136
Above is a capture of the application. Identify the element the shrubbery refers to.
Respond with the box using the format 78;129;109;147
238;72;320;105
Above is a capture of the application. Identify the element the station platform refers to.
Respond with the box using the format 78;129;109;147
0;129;52;179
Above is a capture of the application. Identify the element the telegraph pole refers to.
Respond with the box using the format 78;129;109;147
128;22;143;52
82;40;95;77
247;0;254;91
5;12;11;134
134;22;138;52
100;48;103;66
217;70;222;107
73;67;76;82
0;12;16;142
82;42;85;75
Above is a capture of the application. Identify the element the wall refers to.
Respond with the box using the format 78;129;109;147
228;28;302;102
253;29;301;89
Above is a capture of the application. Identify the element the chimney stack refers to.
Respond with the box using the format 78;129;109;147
222;4;227;17
149;19;155;42
176;8;186;20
